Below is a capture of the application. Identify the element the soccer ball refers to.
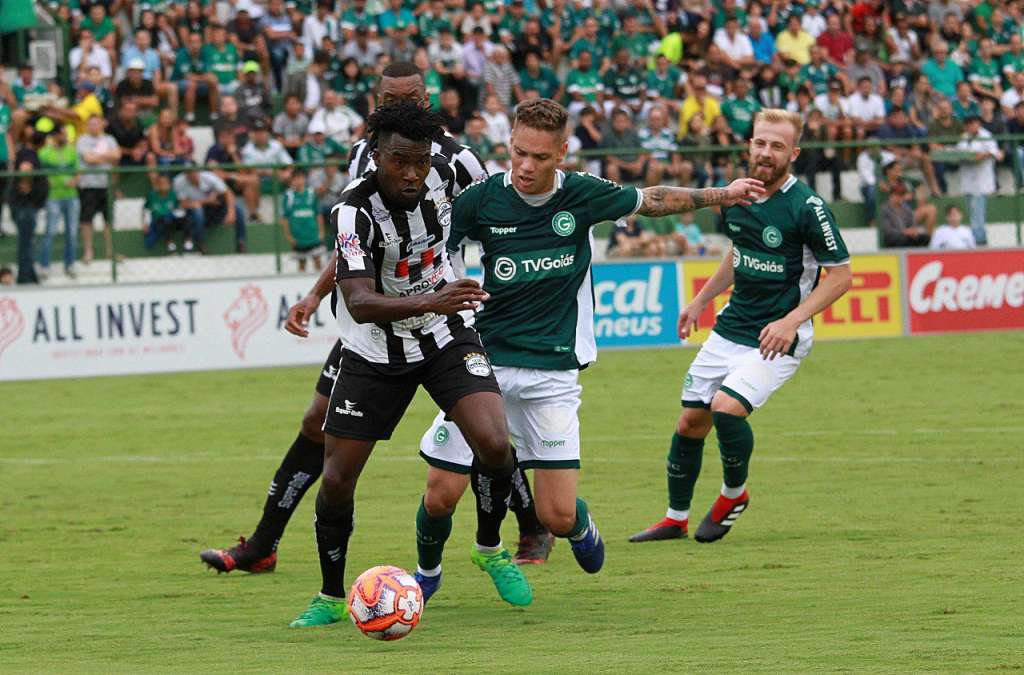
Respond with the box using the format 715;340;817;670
347;565;424;640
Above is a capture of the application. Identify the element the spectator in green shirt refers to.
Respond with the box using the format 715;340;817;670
518;51;562;101
80;3;117;52
460;114;493;158
921;41;964;99
202;24;241;96
38;126;81;277
952;81;981;121
970;38;1004;103
565;50;604;117
173;31;218;123
602;47;646;114
143;173;183;252
721;76;762;141
280;170;324;272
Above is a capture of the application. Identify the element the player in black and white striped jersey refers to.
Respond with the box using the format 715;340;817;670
199;61;550;586
289;102;532;627
347;62;487;190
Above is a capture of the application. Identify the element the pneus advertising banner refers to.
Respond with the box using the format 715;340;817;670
0;277;339;381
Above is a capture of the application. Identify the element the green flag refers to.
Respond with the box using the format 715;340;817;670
0;0;38;33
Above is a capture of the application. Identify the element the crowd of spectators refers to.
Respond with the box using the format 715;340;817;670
1;0;1019;282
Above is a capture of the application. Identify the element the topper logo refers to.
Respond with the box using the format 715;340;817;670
0;297;26;361
223;284;269;360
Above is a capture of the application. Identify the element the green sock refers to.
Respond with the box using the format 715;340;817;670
712;412;754;488
668;433;704;512
415;497;452;572
565;497;590;540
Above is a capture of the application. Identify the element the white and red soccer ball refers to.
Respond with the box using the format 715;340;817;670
347;565;423;641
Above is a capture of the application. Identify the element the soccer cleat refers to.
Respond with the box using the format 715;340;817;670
628;517;688;543
414;571;442;604
199;536;277;574
289;594;348;628
514;532;555;565
470;548;533;606
694;491;750;543
569;515;605;574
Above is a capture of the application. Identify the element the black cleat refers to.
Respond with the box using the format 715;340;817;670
629;518;688;542
694;492;749;543
200;536;277;573
514;532;555;564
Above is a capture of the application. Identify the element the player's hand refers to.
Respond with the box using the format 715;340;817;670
721;178;765;207
429;279;489;315
677;301;706;340
285;293;321;337
758;317;799;361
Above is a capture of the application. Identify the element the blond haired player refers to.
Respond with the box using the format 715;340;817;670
630;109;853;544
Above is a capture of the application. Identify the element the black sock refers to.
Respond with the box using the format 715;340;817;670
470;455;514;548
314;490;354;598
248;432;324;554
509;464;547;536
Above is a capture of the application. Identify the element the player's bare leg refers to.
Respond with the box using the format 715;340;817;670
415;467;470;602
291;435;375;627
448;392;533;606
200;391;328;573
692;391;753;543
533;469;604;573
630;406;711;543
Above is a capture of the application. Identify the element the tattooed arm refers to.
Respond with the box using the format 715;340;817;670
637;178;765;217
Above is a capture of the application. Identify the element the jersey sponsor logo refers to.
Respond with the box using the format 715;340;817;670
805;195;824;207
398;265;447;297
490;246;577;284
541;439;566;448
727;223;741;233
377;230;402;248
489;226;518;235
433;425;449;446
464;352;492;377
393;312;438;331
809;202;839;252
552;211;576;236
762;225;783;248
338;232;364;260
733;246;786;279
335;400;365;417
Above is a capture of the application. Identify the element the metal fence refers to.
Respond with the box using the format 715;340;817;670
3;134;1023;286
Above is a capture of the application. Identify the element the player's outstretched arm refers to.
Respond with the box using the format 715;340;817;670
637;178;765;217
284;251;338;337
759;263;853;360
341;277;488;324
678;245;735;340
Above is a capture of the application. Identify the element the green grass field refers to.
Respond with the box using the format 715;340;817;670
2;332;1023;673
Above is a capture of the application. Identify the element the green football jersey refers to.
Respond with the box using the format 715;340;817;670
969;58;1002;90
448;171;642;370
202;43;240;85
282;188;321;247
0;103;11;163
519;65;561;100
715;175;850;354
145;189;179;219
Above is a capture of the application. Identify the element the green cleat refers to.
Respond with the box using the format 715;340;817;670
288;594;348;628
470;548;533;606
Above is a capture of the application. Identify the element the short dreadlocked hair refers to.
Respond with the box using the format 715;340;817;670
367;100;444;148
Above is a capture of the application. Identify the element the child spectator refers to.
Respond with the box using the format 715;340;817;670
143;173;183;252
280;170;324;272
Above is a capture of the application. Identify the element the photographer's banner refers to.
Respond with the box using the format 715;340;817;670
0;278;338;381
906;249;1024;334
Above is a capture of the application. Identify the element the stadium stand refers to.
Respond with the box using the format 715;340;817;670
2;0;1023;286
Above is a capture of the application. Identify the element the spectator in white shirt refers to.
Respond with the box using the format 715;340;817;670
930;204;977;249
999;71;1024;118
309;90;364;147
802;1;827;38
69;30;112;82
956;115;1002;245
843;76;886;139
713;16;755;70
240;117;294;215
480;94;511;146
302;0;340;53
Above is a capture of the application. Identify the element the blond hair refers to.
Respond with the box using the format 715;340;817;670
753;108;803;145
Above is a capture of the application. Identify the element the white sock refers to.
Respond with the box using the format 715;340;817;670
666;508;689;522
475;542;502;555
416;564;442;578
721;483;746;499
318;592;344;602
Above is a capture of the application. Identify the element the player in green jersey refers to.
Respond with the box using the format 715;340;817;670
419;99;764;580
630;109;853;545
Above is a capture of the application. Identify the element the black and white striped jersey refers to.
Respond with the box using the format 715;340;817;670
332;159;470;366
347;132;487;193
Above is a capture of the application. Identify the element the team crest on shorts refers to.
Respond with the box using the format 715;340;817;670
464;352;492;377
684;372;693;388
551;211;576;236
433;426;449;445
